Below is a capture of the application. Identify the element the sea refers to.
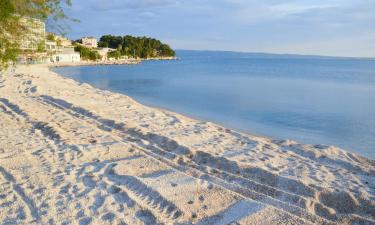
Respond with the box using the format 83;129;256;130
53;50;375;159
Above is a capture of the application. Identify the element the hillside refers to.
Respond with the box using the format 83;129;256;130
98;35;175;59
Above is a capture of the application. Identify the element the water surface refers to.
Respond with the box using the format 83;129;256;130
53;50;375;159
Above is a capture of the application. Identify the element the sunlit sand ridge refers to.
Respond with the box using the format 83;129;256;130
0;65;373;225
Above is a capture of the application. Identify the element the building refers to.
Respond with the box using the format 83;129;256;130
56;36;72;47
81;37;98;48
16;18;81;64
45;40;58;52
17;17;47;64
45;33;74;53
51;47;80;63
97;48;116;61
46;32;72;48
46;34;80;63
19;17;46;51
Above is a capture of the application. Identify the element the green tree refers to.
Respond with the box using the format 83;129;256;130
108;50;121;59
46;33;55;41
0;0;21;68
74;45;100;61
37;41;45;52
117;44;122;51
98;35;176;59
0;0;72;69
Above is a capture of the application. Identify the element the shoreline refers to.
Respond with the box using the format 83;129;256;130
51;61;374;160
0;64;373;224
47;56;178;68
49;64;374;162
48;59;141;67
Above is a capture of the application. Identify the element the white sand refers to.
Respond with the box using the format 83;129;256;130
0;64;373;225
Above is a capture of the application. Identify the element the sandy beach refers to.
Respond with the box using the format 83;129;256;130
0;64;374;225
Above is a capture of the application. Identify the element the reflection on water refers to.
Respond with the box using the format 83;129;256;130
93;79;163;93
53;50;375;159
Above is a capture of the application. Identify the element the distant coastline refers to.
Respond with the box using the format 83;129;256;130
175;49;375;60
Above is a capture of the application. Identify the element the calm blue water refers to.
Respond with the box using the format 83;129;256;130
53;50;375;159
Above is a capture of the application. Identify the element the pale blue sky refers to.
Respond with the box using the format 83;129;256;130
62;0;375;57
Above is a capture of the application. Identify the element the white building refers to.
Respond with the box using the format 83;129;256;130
45;41;58;52
17;17;47;64
56;36;72;47
81;37;98;48
97;48;116;61
51;48;80;63
46;32;72;48
19;17;45;51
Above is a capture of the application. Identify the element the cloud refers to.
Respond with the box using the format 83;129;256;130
224;1;341;24
65;0;375;57
139;11;157;19
270;2;337;16
88;0;180;11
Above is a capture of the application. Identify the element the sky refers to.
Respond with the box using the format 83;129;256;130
60;0;375;57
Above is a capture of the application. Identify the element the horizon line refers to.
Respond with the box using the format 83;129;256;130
174;49;375;60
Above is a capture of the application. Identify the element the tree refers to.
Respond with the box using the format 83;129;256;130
74;45;100;61
37;41;45;52
0;0;21;68
108;50;121;60
46;33;55;41
117;44;122;51
97;35;176;59
0;0;72;69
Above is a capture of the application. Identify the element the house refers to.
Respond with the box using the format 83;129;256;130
97;48;116;61
56;36;72;47
46;32;72;47
45;41;58;52
16;18;80;64
17;17;47;64
51;47;80;63
81;37;98;48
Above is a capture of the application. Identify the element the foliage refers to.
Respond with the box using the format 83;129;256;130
74;45;100;61
0;0;72;70
108;50;121;59
73;39;82;44
46;33;55;41
37;41;45;52
0;0;21;68
98;35;175;58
